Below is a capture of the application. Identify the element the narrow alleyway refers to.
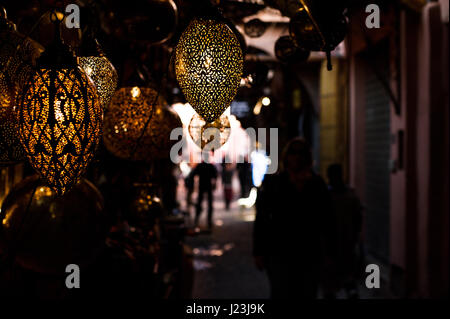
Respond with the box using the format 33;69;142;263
185;196;271;299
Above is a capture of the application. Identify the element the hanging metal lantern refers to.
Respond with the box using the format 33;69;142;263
103;87;182;161
78;36;118;110
244;18;267;38
0;8;43;165
17;20;102;195
188;112;231;150
175;18;244;123
79;56;118;111
274;35;310;64
0;175;106;275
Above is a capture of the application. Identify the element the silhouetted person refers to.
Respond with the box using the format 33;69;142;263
327;163;362;298
237;156;252;198
253;138;335;299
184;168;195;212
192;160;217;229
221;158;234;210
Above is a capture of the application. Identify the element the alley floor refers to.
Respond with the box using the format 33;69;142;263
184;198;271;299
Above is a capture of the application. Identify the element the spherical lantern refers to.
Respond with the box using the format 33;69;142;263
103;87;182;161
0;175;106;275
129;182;163;229
274;35;310;64
175;18;244;123
17;31;102;195
79;55;118;110
188;112;231;150
244;18;267;38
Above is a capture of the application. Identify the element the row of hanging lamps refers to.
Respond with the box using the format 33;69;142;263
16;11;102;195
0;7;43;165
103;86;182;161
175;14;244;123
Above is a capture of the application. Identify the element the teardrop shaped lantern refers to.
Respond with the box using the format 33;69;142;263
175;18;244;123
79;39;118;110
16;16;102;195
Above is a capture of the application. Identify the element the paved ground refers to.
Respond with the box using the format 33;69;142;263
184;197;271;299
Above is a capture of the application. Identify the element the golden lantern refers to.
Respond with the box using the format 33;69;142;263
188;112;230;150
16;24;102;195
175;18;243;123
0;8;43;164
0;175;106;275
103;86;182;161
78;38;118;110
79;56;118;110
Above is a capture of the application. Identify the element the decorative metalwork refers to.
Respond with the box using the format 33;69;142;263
0;175;106;275
274;35;310;63
17;67;102;195
0;10;43;164
103;87;182;161
244;18;267;38
175;18;244;123
79;56;118;110
188;112;231;150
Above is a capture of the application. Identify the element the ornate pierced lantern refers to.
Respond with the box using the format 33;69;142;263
16;21;102;195
188;112;230;150
79;56;118;110
175;18;244;123
0;8;43;165
103;87;182;161
78;38;118;110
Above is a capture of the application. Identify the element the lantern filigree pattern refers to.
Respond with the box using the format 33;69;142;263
79;56;118;110
103;87;182;161
175;18;243;123
0;23;42;164
188;112;231;150
0;64;24;164
17;68;102;195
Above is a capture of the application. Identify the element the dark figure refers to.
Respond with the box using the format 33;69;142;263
253;138;335;299
237;156;252;198
192;161;217;229
327;163;363;298
184;168;195;211
221;160;234;210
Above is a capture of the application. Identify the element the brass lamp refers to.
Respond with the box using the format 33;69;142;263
16;16;102;195
175;18;243;123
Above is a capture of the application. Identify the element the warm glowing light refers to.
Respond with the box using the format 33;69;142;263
131;86;141;99
17;67;102;195
103;87;182;161
262;97;271;106
79;56;118;110
175;18;244;123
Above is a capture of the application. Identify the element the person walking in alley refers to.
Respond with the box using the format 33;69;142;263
221;157;234;210
192;156;218;230
326;163;363;298
237;155;252;198
253;138;336;299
